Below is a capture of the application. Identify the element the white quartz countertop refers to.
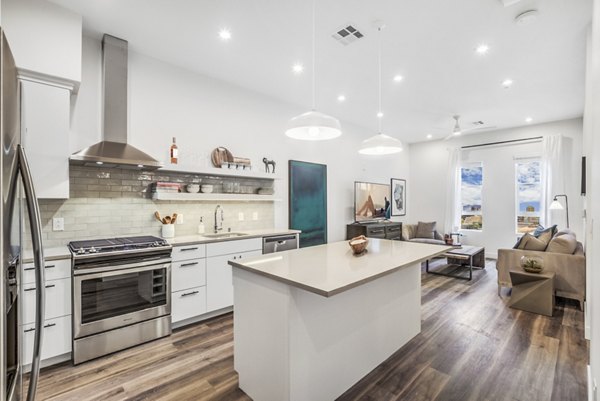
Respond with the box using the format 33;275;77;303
229;239;452;297
22;229;299;263
167;229;300;246
23;246;71;263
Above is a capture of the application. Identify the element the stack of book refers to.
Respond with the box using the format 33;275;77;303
151;182;181;194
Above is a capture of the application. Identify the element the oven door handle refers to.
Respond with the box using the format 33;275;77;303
73;257;172;276
74;262;171;281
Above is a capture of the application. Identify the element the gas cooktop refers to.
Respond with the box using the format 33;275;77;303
69;235;170;256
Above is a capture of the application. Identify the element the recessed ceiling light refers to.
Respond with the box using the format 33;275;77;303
393;75;403;82
502;79;514;88
337;95;346;102
475;44;489;55
525;117;533;123
426;134;433;139
292;63;304;74
219;29;232;41
515;10;539;26
377;111;383;118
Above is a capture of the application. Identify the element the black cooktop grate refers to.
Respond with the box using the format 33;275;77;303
69;235;167;253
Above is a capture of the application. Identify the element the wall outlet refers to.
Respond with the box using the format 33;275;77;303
252;212;258;221
52;217;64;231
176;214;184;224
238;212;245;221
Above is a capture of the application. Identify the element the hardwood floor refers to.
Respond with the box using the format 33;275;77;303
31;259;588;401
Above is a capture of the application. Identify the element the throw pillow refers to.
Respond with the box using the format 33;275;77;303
415;221;436;239
536;226;556;245
517;233;549;252
555;228;576;238
546;234;577;254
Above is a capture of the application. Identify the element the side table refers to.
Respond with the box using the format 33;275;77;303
509;269;555;316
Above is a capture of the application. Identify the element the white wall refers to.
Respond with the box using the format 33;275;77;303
2;0;82;83
409;118;583;258
70;36;411;243
584;0;600;396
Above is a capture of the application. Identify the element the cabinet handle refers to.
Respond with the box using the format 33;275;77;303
180;262;199;267
24;284;54;291
180;247;199;252
181;290;199;297
24;323;56;333
24;264;55;271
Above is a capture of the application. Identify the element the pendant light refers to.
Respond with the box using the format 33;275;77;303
285;0;342;141
358;23;403;155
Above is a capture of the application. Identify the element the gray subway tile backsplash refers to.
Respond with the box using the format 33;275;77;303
30;166;275;247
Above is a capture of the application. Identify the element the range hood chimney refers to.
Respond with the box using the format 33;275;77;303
70;34;163;170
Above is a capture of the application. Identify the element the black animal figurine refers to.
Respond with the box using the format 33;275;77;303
262;158;276;173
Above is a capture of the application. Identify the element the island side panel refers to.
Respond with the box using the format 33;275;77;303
233;268;292;401
288;262;421;401
233;261;422;401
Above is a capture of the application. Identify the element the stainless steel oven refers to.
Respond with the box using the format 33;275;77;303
70;236;172;364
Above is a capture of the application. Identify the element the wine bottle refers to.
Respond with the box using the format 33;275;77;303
170;137;178;164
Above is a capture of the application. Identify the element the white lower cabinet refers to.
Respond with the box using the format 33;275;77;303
22;315;72;365
172;287;207;323
206;249;262;313
22;277;71;325
20;257;72;366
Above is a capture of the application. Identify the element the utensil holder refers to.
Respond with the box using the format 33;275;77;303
161;224;175;238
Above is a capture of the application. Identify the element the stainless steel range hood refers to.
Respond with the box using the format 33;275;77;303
70;34;162;170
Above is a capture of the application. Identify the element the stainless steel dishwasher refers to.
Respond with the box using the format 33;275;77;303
262;234;299;254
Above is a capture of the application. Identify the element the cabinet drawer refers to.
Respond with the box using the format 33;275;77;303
366;226;386;238
23;258;71;284
206;238;262;257
22;278;71;324
172;259;206;292
22;315;72;364
172;287;207;323
172;244;206;262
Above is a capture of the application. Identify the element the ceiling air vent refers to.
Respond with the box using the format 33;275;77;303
472;121;485;126
332;24;364;46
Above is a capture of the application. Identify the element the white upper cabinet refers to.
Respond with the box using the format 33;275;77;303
3;0;82;91
21;80;70;199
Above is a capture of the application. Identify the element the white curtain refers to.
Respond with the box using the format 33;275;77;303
444;147;461;233
541;135;566;227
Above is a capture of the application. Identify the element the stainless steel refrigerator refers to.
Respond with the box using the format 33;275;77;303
0;30;46;401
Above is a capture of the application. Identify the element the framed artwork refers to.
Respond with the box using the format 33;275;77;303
391;178;406;216
289;160;327;247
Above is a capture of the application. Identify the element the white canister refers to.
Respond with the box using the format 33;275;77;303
161;224;175;238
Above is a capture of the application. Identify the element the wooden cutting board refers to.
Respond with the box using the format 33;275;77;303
211;147;234;167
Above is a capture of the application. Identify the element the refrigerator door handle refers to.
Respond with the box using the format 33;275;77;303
17;145;46;401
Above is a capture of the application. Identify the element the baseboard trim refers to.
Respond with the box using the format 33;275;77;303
588;364;594;401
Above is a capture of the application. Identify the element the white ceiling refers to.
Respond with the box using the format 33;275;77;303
51;0;592;143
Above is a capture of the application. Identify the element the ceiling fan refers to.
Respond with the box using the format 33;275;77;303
442;115;496;140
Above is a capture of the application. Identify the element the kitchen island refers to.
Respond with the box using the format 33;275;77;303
229;239;452;401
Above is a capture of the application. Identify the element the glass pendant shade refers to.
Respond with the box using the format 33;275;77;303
549;200;564;210
358;133;403;155
285;110;342;141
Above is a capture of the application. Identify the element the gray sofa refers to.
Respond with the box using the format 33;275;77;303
402;223;445;245
496;241;585;310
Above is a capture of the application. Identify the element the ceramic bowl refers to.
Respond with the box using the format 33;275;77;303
201;185;214;193
186;184;200;193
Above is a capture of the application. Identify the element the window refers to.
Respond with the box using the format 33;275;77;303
460;163;483;230
516;159;542;234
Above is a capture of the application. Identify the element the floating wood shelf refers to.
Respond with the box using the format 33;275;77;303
152;192;281;202
159;165;280;180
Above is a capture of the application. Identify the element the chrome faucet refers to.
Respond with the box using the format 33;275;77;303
214;205;224;233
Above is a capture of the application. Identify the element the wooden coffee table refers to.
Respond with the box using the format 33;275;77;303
509;269;555;316
425;245;485;281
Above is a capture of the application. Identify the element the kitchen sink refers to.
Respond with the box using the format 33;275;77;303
203;232;248;239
